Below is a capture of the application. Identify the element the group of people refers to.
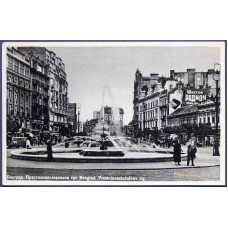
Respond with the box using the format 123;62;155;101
173;138;197;166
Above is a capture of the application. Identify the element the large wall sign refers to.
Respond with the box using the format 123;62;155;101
169;88;183;115
185;89;207;104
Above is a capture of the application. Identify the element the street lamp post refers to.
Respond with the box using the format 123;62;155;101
143;101;146;140
77;103;81;134
212;63;220;156
74;104;77;135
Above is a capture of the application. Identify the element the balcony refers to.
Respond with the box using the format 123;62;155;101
32;79;39;85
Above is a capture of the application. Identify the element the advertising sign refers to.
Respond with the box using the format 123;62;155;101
185;90;207;104
169;88;183;115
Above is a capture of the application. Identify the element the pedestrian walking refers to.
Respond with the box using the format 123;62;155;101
187;139;197;166
65;140;69;148
46;138;53;162
173;138;182;165
26;138;32;149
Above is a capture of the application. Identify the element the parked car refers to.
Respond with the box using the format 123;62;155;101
11;137;27;148
8;141;19;148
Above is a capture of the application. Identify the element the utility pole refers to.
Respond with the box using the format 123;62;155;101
74;103;77;134
212;63;220;156
77;103;81;134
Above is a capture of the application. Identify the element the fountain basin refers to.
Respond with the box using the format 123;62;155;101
10;147;187;163
79;150;125;157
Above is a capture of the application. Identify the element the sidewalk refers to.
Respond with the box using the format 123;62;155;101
7;146;220;170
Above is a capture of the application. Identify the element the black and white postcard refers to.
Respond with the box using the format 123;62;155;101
1;41;226;186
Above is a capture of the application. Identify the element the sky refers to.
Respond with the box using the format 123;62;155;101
48;45;220;125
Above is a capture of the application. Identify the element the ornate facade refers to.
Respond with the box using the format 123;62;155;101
18;47;69;136
6;47;31;130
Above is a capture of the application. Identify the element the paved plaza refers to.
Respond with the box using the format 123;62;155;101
5;146;221;183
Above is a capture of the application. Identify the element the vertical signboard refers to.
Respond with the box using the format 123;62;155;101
169;88;183;115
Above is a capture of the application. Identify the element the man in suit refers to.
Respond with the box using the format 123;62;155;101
187;139;197;166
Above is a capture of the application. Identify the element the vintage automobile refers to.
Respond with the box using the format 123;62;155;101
9;137;27;148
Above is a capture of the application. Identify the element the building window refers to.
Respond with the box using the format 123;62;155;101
155;109;158;117
9;104;12;113
8;57;13;70
212;116;215;123
8;90;12;98
207;116;210;123
15;92;18;104
20;64;24;75
7;73;12;82
24;81;28;88
25;67;29;77
155;100;158;107
14;77;19;85
14;60;19;73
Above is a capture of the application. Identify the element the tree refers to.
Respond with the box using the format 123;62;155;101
163;127;173;134
196;123;213;136
59;126;70;137
7;117;21;136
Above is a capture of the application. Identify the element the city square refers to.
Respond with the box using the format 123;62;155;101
2;42;225;186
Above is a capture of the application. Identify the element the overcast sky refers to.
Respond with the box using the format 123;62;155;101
48;45;220;124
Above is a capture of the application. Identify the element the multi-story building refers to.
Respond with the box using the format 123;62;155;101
133;69;160;134
67;103;77;134
28;53;50;133
84;119;98;134
18;47;69;135
197;99;218;128
6;47;32;131
94;106;124;133
167;105;198;127
170;68;218;94
132;67;217;139
159;89;168;129
93;111;100;120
